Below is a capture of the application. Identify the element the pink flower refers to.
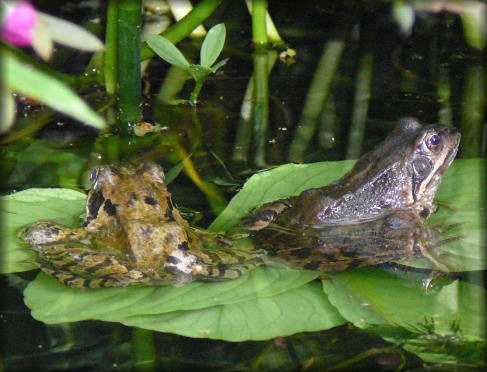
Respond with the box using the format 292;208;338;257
1;1;37;46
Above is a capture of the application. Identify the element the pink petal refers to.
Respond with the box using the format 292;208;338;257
1;1;37;46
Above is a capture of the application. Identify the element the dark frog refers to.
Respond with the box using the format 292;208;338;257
19;163;263;288
229;118;460;271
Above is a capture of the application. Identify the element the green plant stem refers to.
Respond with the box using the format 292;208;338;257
104;0;118;96
132;328;156;372
233;50;276;168
437;66;453;125
251;0;268;46
189;78;204;105
288;32;346;163
245;0;285;47
346;51;373;160
116;0;143;131
461;65;485;157
140;0;223;60
252;48;272;167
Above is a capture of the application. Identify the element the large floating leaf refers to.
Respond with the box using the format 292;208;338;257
323;268;486;340
24;268;345;341
1;188;86;273
322;266;486;365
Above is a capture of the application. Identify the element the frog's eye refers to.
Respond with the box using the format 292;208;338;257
89;168;99;183
425;133;441;150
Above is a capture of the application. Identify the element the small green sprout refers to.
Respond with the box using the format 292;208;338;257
146;23;228;105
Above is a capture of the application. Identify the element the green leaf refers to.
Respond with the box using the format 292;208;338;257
3;51;105;129
200;23;226;68
1;188;87;274
322;267;486;341
24;268;344;341
146;34;190;69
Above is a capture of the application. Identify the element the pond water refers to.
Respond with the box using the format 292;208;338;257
1;1;485;370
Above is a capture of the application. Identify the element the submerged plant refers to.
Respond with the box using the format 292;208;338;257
146;23;228;105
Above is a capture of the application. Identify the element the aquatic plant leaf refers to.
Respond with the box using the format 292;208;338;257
1;188;86;274
200;23;226;68
146;34;190;69
3;51;105;129
0;84;16;134
322;267;486;341
24;267;345;341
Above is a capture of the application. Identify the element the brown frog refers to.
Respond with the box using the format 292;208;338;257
228;118;460;271
19;163;263;288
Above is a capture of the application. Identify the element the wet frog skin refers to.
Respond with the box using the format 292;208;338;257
19;118;460;287
19;163;263;288
229;118;460;271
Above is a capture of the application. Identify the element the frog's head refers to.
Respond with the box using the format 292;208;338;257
84;163;167;228
402;118;460;213
336;118;460;218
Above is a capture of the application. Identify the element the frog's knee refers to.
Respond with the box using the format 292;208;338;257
19;221;64;245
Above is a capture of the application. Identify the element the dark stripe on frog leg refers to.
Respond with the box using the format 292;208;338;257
104;199;118;216
177;241;189;251
87;192;104;221
166;255;182;265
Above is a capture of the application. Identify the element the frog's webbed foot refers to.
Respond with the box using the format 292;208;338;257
33;245;151;288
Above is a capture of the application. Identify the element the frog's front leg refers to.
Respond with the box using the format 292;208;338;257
33;245;152;288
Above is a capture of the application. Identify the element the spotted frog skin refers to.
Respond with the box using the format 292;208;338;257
19;163;263;288
228;118;461;271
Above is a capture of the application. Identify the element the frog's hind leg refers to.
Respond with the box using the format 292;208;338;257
19;221;88;245
33;245;150;288
193;243;267;281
